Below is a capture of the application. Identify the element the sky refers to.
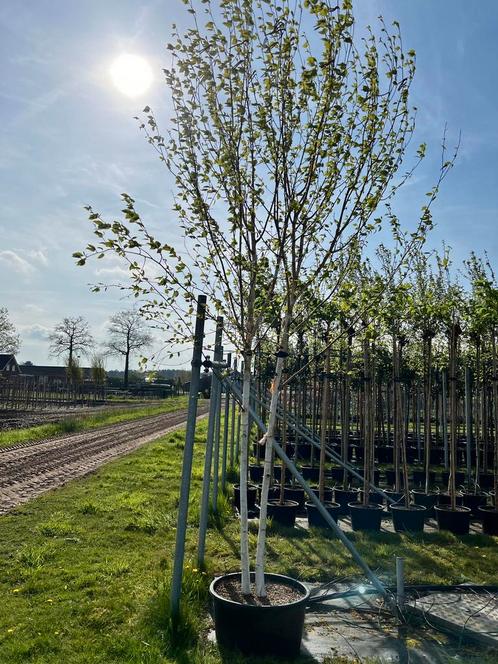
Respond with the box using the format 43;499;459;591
0;0;497;368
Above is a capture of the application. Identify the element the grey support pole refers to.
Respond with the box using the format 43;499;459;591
212;346;224;512
197;317;223;567
221;353;232;490
170;295;206;618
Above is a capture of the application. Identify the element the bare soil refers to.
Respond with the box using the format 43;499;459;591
0;401;166;431
0;405;209;515
215;577;306;606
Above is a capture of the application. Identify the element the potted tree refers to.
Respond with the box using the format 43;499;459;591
435;265;471;534
470;261;498;534
75;0;454;656
306;317;341;527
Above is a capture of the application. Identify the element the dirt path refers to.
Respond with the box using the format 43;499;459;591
0;405;209;515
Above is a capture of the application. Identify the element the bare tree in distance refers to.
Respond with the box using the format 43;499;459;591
0;308;20;354
103;310;152;389
48;316;94;366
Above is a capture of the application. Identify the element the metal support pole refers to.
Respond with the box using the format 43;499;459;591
212;347;223;511
465;366;473;486
170;295;206;618
221;353;231;490
396;557;405;611
197;317;223;566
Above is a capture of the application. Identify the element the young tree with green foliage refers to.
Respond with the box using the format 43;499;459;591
75;0;455;600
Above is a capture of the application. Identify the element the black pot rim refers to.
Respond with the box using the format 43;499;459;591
305;500;340;509
267;499;299;508
234;483;258;490
209;572;310;608
390;504;426;513
348;501;384;512
411;490;437;496
434;505;471;514
478;506;498;514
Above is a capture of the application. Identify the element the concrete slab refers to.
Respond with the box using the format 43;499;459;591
407;591;498;650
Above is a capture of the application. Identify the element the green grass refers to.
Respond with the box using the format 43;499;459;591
1;419;497;663
0;396;190;449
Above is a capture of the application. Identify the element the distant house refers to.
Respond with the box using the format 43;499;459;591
19;365;93;383
0;354;21;377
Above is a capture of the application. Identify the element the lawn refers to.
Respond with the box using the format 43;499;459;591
0;395;190;449
1;418;497;663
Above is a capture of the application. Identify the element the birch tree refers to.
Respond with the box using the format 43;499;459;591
75;0;455;599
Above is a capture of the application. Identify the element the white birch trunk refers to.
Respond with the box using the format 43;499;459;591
254;315;291;597
239;356;252;594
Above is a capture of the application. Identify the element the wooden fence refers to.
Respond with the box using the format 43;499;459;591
0;376;106;410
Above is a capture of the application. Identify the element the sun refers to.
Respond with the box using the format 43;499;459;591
110;54;153;97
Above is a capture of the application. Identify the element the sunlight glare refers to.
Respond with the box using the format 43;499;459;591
110;53;153;97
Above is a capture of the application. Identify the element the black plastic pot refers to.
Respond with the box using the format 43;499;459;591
479;473;494;490
462;492;487;517
273;466;293;483
348;502;384;532
411;490;437;518
435;505;471;535
356;489;384;506
385;469;405;488
306;501;341;529
436;492;463;507
233;484;258;511
296;443;310;460
441;471;466;486
309;487;334;502
384;489;405;509
412;469;436;487
327;467;344;482
351;470;381;488
249;464;264;483
301;466;320;482
377;447;393;464
478;506;498;535
334;488;358;515
430;448;445;465
210;572;309;659
391;504;426;533
266;500;299;527
406;446;418;463
283;486;306;510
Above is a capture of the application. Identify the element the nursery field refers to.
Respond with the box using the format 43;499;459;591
0;395;189;449
1;420;497;664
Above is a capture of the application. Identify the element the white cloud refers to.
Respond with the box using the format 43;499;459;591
19;323;50;341
0;250;35;275
94;265;130;279
27;249;48;266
